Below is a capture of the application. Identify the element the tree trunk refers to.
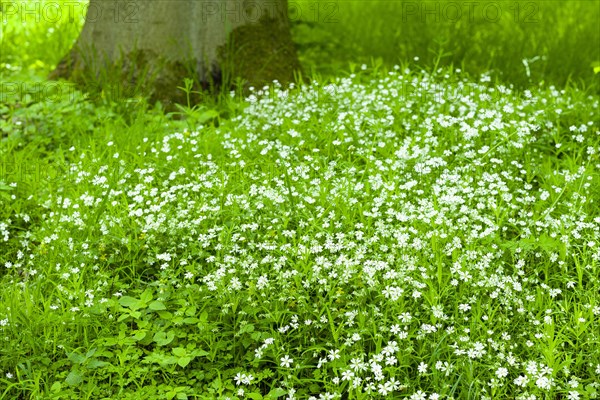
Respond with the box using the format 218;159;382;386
50;0;300;107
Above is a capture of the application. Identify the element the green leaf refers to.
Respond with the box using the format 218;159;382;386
199;311;208;322
143;352;176;366
191;349;209;357
266;388;287;399
149;300;166;311
50;382;62;392
0;181;14;192
137;320;149;328
198;110;219;123
140;288;153;304
247;393;263;400
65;370;83;386
185;306;197;316
132;330;147;341
172;347;187;357
117;314;130;322
154;331;175;346
67;351;86;365
158;311;173;320
86;359;109;369
118;296;145;310
177;356;192;367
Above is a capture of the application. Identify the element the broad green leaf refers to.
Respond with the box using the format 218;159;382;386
67;351;86;364
149;300;166;311
199;311;208;322
247;393;263;400
198;110;219;123
158;311;173;320
191;349;209;357
172;347;187;357
86;359;109;369
65;370;83;386
154;331;175;346
137;320;149;328
266;388;287;399
140;288;153;304
132;330;147;341
177;356;192;367
118;296;145;310
117;314;130;322
185;306;196;316
242;337;253;348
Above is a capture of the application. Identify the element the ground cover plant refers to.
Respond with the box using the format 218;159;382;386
1;1;599;399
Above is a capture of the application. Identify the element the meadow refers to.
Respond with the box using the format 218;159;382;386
1;1;599;399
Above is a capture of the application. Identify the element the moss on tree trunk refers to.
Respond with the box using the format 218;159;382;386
218;13;301;91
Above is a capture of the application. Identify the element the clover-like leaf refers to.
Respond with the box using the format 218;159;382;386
154;331;175;346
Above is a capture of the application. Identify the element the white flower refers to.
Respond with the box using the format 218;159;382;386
535;376;552;390
410;390;427;400
341;370;355;381
495;367;508;379
234;372;244;385
280;355;293;368
328;349;340;361
513;375;529;387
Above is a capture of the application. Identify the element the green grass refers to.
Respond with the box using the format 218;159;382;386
292;0;600;92
1;1;600;399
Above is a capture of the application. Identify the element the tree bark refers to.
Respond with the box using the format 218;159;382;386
50;0;300;107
